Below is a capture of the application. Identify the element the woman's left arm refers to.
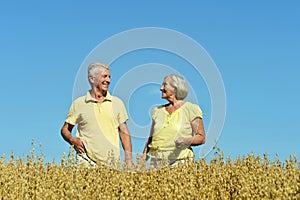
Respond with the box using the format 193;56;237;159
190;117;206;146
175;117;206;148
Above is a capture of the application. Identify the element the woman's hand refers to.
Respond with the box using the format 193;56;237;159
174;137;191;148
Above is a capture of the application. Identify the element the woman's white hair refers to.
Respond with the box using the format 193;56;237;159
88;62;110;78
165;74;188;100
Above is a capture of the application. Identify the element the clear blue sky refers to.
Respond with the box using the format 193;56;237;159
0;1;299;163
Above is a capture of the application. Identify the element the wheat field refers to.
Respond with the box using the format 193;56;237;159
0;145;299;199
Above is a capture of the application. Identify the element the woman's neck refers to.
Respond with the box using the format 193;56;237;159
166;99;184;114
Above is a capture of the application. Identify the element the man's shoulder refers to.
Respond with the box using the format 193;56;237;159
110;95;124;103
72;95;86;105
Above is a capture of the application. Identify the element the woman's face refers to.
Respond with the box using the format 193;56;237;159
160;77;176;100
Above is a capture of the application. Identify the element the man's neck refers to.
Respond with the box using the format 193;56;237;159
90;90;107;103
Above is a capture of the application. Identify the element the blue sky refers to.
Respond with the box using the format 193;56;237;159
0;1;299;163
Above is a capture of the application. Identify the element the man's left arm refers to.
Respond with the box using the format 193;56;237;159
119;122;134;166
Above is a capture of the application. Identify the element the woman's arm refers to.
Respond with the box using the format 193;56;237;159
175;117;206;148
190;117;206;145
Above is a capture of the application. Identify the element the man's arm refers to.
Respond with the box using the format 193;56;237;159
118;122;134;165
61;122;85;154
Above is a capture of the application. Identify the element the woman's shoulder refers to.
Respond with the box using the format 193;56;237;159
182;101;202;114
151;104;168;115
182;101;203;119
154;103;169;110
183;101;199;109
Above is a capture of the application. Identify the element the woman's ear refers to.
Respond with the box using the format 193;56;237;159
173;87;177;95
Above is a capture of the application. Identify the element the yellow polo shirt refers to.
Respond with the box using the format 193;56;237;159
148;102;203;161
65;91;128;163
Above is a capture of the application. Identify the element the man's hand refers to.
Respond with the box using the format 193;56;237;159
124;158;135;171
61;122;86;154
70;137;86;154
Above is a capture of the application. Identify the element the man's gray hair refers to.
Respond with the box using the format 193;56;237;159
166;74;188;100
88;62;110;78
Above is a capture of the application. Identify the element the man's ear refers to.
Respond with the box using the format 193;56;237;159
88;75;94;84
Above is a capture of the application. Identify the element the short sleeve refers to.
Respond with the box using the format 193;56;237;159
188;103;203;122
151;106;158;120
65;102;77;125
116;98;128;125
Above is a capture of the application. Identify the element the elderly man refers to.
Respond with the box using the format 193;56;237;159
61;62;133;168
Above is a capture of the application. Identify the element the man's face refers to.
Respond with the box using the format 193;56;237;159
94;68;111;92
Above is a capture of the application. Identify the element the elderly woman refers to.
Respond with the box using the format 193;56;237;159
143;74;206;167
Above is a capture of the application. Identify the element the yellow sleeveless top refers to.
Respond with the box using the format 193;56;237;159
148;102;202;160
